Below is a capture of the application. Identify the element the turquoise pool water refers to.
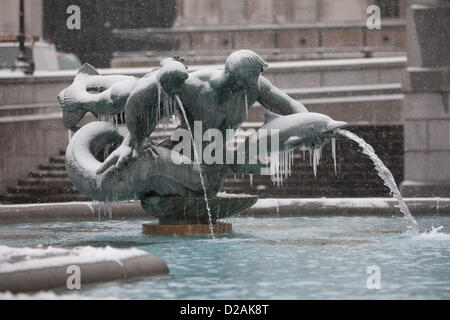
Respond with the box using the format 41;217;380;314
1;216;450;299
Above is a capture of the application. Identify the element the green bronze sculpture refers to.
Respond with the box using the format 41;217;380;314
58;50;346;231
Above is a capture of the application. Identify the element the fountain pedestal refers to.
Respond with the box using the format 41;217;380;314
142;223;232;236
140;194;257;236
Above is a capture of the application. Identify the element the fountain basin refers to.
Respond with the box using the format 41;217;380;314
1;215;450;299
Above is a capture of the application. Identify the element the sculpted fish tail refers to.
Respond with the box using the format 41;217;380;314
57;63;100;129
57;87;87;129
76;63;100;77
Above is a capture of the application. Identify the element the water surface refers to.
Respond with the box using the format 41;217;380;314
0;216;449;299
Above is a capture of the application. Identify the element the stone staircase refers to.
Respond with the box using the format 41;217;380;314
1;151;90;204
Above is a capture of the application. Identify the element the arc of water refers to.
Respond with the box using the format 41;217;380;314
336;129;419;233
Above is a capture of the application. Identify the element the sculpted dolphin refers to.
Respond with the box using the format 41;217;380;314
237;111;347;166
261;111;347;149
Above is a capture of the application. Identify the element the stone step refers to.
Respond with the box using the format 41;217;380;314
29;170;68;178
112;49;405;68
108;56;406;89
0;102;60;117
38;163;67;171
0;193;91;204
49;155;66;164
7;185;78;195
18;177;72;187
285;83;401;100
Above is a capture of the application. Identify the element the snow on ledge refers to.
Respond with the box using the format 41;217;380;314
251;198;450;209
0;245;147;274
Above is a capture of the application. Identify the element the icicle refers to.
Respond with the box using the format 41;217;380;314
284;150;288;179
290;149;294;176
249;174;253;187
332;138;337;175
309;148;312;166
244;93;248;118
234;174;237;181
312;149;317;178
96;174;102;189
157;81;161;123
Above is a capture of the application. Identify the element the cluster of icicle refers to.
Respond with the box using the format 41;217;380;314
231;138;338;188
267;138;338;187
270;149;295;186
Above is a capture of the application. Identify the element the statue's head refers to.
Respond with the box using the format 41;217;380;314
225;50;268;91
160;56;187;69
158;60;189;94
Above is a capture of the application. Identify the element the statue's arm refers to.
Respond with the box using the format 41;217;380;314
124;78;158;151
96;79;157;174
257;76;308;115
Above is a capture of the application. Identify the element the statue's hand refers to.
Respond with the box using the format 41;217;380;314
96;143;133;174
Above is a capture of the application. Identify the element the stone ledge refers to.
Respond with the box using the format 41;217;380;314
400;181;450;198
1;198;449;224
0;201;149;223
244;198;450;217
0;251;169;294
113;21;406;34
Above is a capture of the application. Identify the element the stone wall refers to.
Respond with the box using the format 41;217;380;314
400;0;450;197
174;0;318;26
174;0;410;27
0;114;68;195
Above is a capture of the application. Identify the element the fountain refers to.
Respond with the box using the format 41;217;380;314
2;1;450;299
58;50;348;236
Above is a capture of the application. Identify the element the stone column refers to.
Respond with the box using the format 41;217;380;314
245;0;275;24
0;0;42;37
400;0;450;196
291;0;318;23
318;0;367;22
218;0;246;25
174;0;219;27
